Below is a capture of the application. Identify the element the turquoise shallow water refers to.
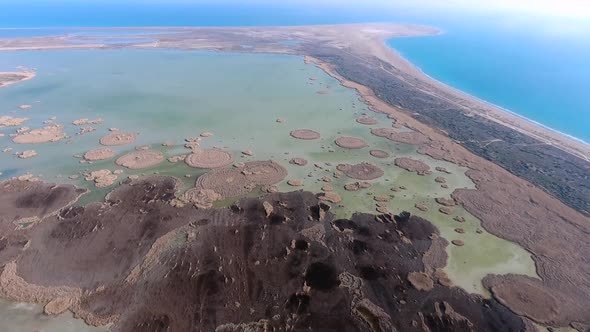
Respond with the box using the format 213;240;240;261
389;21;590;143
2;8;588;143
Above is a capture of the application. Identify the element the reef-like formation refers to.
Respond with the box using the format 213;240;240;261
185;149;234;169
194;160;287;199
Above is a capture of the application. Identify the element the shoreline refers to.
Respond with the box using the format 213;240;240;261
389;41;590;147
0;68;36;88
367;32;590;161
0;24;587;160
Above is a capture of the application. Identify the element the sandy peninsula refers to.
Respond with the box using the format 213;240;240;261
0;67;36;88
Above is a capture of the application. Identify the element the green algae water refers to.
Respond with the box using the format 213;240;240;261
0;299;105;331
0;49;537;327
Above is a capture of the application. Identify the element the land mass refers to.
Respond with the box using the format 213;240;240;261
0;24;588;216
0;23;589;331
0;67;36;88
0;176;532;331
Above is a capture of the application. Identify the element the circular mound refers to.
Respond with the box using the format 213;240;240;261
287;179;304;187
335;136;368;149
289;158;308;166
356;116;378;125
115;150;164;169
451;239;464;246
319;192;342;203
290;129;320;140
394;157;431;175
100;131;138;146
487;277;560;324
337;162;384;180
195;160;288;199
84;148;116;161
369;149;390;158
185;149;234;169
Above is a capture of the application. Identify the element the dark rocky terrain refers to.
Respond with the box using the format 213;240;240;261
0;177;532;331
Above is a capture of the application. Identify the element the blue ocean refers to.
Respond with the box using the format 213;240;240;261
1;2;588;142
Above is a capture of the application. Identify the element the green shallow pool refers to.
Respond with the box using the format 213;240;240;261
0;49;536;319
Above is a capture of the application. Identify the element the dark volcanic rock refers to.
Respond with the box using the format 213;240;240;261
2;177;527;331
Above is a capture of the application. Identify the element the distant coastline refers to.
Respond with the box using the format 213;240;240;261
387;40;590;147
366;32;590;161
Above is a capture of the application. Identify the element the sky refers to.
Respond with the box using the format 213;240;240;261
11;0;590;19
174;0;581;19
1;0;589;33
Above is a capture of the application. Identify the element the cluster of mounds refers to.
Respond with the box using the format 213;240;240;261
0;176;530;331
